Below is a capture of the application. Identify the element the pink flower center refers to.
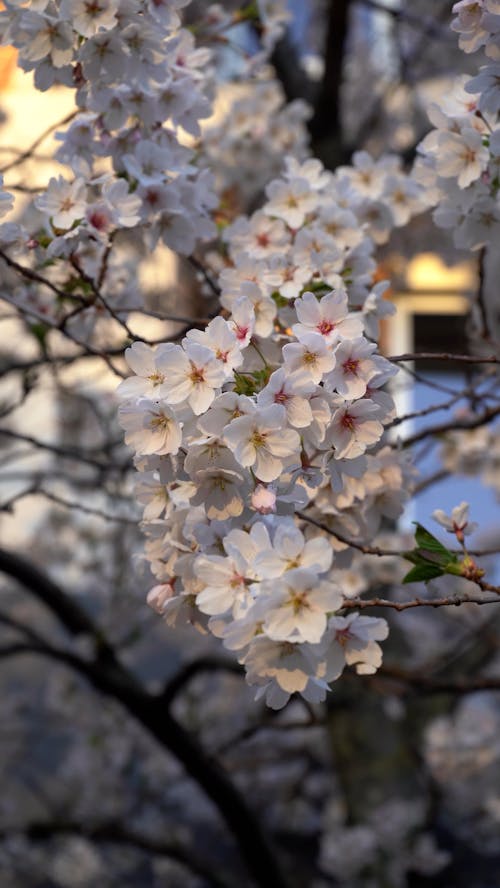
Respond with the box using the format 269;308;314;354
251;430;267;448
274;389;289;404
317;320;335;335
230;573;245;589
342;358;359;375
341;412;355;431
189;364;206;384
335;627;352;646
235;324;249;341
88;210;110;231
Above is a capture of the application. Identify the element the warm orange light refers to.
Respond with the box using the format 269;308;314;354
0;45;17;90
406;252;475;292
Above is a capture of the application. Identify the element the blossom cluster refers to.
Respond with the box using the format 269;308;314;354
202;78;311;209
0;1;308;339
0;0;219;252
117;154;422;708
0;0;219;333
416;0;500;251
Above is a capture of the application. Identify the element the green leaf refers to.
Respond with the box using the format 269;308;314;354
252;367;271;388
413;523;453;557
402;563;444;584
233;373;256;396
402;550;423;565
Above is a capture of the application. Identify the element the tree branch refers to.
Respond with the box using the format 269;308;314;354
0;548;289;888
309;0;352;168
0;111;77;175
389;351;500;365
401;404;500;449
342;594;500;612
160;655;243;707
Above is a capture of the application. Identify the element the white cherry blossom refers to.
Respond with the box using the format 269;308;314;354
323;338;384;400
256;368;315;428
118;399;182;456
158;342;227;415
223;405;301;482
262;569;343;644
293;290;363;344
264;177;318;228
282;333;336;384
432;501;478;539
327;400;384;459
35;176;87;229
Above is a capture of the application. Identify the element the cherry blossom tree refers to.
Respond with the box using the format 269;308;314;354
0;2;500;886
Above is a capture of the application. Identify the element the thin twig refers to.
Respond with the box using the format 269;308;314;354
342;594;500;612
3;294;127;378
401;404;500;449
0;428;121;472
413;468;450;494
387;391;465;429
0;248;86;305
297;510;500;559
188;255;221;298
0;485;138;524
475;246;491;341
296;510;401;556
389;351;499;364
160;656;243;706
0;111;77;174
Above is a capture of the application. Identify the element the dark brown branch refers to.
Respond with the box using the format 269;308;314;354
395;360;464;397
0;428;120;472
413;468;450;494
0;324;193;377
0;485;138;524
475;246;491;341
0;549;105;641
270;32;315;105
296;510;401;556
188;255;221;299
0;111;77;174
0;248;86;304
389;351;500;364
0;609;51;647
401;404;500;449
1;292;126;378
0;549;289;888
343;594;500;612
309;0;352;168
387;391;465;429
68;255;142;344
297;509;500;560
160;656;243;707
